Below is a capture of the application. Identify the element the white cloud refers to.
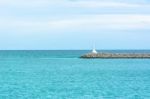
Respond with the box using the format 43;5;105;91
48;14;150;30
1;14;150;30
0;19;49;31
69;1;142;8
0;0;149;8
0;0;60;7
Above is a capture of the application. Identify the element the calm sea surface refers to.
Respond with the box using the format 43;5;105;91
0;50;150;99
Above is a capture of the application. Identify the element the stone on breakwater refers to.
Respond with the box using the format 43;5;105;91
80;52;150;58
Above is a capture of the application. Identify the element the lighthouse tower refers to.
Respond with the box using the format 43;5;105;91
92;43;98;54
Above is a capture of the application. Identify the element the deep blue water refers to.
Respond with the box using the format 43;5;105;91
0;50;150;99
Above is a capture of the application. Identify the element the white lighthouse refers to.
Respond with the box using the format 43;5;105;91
92;43;98;54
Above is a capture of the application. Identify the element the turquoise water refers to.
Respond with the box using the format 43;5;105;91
0;50;150;99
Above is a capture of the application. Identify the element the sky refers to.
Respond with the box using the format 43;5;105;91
0;0;150;50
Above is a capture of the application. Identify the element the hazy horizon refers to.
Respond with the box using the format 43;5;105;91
0;49;150;51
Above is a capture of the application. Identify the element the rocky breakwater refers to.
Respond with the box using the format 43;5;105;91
80;52;150;59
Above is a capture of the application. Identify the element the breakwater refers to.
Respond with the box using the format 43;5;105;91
80;52;150;58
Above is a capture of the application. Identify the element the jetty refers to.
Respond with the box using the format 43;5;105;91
80;52;150;59
80;46;150;59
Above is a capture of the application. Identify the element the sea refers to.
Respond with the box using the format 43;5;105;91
0;50;150;99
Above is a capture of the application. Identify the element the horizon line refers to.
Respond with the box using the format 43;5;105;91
0;49;150;51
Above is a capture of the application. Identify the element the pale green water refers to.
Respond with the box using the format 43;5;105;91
0;50;150;99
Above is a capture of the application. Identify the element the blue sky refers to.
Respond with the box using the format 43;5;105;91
0;0;150;50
